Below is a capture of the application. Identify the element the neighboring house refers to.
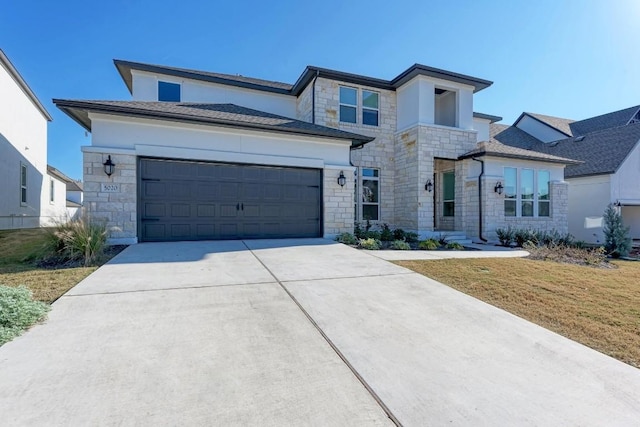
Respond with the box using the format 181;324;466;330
54;60;576;244
492;106;640;244
0;49;68;229
46;165;84;220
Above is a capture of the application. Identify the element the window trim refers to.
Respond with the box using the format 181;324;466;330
339;86;357;124
158;80;181;102
503;167;550;218
20;163;27;206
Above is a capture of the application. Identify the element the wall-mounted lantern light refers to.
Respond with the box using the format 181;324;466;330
494;181;504;195
424;179;433;192
615;200;622;207
103;155;115;177
337;171;346;187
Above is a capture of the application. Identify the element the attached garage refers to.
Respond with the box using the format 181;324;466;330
139;158;322;241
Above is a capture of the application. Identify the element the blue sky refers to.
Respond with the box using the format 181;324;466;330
3;0;640;179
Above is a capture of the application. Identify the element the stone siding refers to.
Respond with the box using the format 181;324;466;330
296;82;313;123
323;167;356;237
83;152;137;244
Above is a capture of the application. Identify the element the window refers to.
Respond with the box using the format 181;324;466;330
504;167;550;217
158;81;181;102
20;163;27;205
49;179;55;203
339;86;357;123
442;171;455;217
362;90;379;126
360;168;379;221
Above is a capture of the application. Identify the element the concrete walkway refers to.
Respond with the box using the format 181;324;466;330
2;239;640;426
364;244;529;261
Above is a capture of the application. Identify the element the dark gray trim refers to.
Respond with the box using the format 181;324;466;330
53;99;375;147
0;49;52;121
513;112;572;137
115;59;293;96
391;63;493;93
458;151;581;165
473;112;502;123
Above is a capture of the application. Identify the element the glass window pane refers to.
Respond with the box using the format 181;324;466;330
158;81;181;102
362;168;378;177
340;105;356;123
362;180;379;203
362;91;378;109
521;169;534;200
539;201;550;217
339;87;357;106
443;171;455;200
21;188;27;204
21;165;27;186
362;204;379;221
504;167;517;199
538;170;550;200
505;200;516;216
522;201;534;217
443;201;455;217
363;109;378;126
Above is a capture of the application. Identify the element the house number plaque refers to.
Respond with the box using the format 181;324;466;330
101;183;119;193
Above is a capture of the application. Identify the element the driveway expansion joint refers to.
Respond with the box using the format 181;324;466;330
241;240;403;427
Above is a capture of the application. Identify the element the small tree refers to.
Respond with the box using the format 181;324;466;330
603;204;631;258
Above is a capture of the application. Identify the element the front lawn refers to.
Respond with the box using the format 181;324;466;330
0;228;117;303
397;258;640;368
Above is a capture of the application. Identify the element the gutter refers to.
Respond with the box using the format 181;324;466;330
311;69;319;124
471;157;488;242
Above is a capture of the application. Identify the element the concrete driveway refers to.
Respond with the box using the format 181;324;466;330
1;239;640;426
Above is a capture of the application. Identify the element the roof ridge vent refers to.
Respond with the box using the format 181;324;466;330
574;136;586;142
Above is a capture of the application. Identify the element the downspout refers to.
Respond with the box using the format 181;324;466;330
471;157;488;242
311;69;319;124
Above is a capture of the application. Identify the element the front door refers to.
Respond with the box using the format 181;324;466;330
435;169;455;231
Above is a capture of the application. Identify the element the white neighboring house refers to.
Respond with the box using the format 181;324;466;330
0;49;69;229
54;59;577;244
493;107;640;244
46;165;84;220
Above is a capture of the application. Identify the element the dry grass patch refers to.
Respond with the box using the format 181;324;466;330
397;257;640;368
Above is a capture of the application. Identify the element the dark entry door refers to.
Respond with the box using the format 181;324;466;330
139;158;322;242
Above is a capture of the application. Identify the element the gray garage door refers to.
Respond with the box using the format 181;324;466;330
139;158;322;242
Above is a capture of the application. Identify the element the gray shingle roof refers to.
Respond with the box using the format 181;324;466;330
490;123;542;150
569;105;640;136
459;140;580;164
531;122;640;178
53;100;375;146
526;112;574;136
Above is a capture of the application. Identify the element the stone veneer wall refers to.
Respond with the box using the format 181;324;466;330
296;83;313;123
312;78;397;227
83;151;137;244
322;167;356;237
485;181;569;239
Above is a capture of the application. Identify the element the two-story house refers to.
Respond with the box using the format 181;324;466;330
55;60;577;244
1;49;68;229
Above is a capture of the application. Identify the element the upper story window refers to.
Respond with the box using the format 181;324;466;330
339;86;379;127
339;86;357;123
362;90;379;126
504;167;550;217
158;81;181;102
20;163;27;205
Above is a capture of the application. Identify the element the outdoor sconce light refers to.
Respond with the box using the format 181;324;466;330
337;171;346;187
103;155;115;177
424;179;433;192
494;181;504;195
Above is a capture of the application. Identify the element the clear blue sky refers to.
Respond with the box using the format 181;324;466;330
3;0;639;179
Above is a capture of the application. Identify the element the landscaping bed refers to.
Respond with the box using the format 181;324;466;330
336;223;470;251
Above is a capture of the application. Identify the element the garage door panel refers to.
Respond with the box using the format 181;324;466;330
139;158;321;241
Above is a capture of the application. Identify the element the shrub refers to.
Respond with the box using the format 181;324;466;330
418;239;439;250
405;232;419;243
437;233;448;246
380;224;394;242
365;230;382;240
393;228;406;241
358;238;381;250
45;218;107;267
603;204;631;258
354;222;365;239
496;226;515;247
0;285;49;346
514;229;538;247
446;242;464;250
391;240;411;250
524;242;608;267
335;232;358;245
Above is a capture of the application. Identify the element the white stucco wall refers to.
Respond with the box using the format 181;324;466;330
0;57;49;229
611;141;640;202
566;174;611;244
515;115;567;143
472;118;491;142
396;76;474;132
131;70;297;118
41;174;68;226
